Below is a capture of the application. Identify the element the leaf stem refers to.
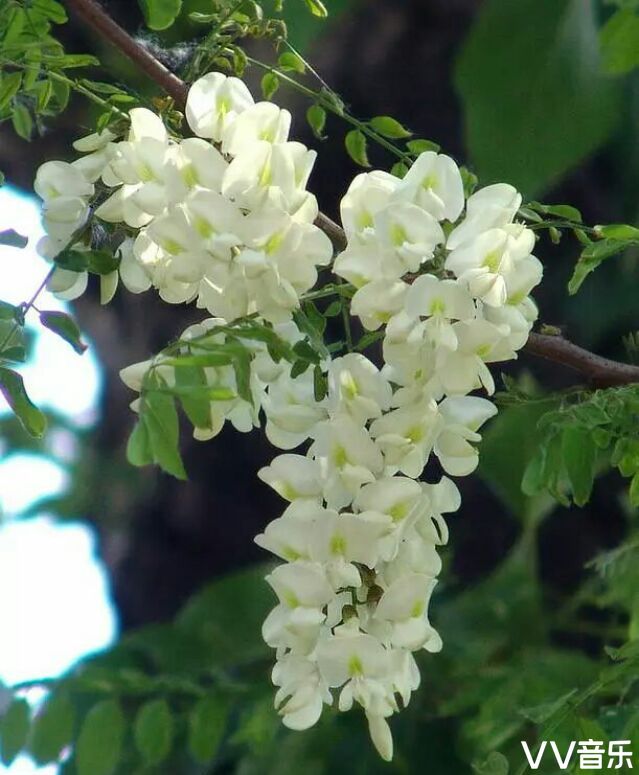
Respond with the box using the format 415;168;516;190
246;55;410;162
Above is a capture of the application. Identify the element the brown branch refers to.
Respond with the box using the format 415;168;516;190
64;0;189;106
65;0;639;389
524;333;639;387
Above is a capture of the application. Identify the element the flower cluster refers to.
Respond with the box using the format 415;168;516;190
34;72;332;323
32;71;543;760
253;157;542;758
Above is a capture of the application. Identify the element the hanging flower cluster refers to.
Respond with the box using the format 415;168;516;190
253;160;542;759
31;72;543;761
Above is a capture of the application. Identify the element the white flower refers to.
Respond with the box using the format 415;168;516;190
263;370;328;449
117;238;152;294
308;510;390;588
398;151;464;223
333;243;391;288
309;415;384;509
263;562;334;653
447;183;522;250
327;354;392;424
34;160;94;202
404;275;476;349
350;280;408;331
445;225;535;307
434;395;498;476
168;138;228;201
434;319;512;396
317;630;390;690
367;714;394;762
374;573;442;651
258;454;323;502
255;504;326;562
222;101;292;156
185;72;254;141
354;477;425;526
222;140;317;219
369;398;442;478
273;656;332;730
46;265;88;301
373;201;445;274
340;170;400;242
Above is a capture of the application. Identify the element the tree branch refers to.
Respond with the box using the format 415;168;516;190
64;0;189;106
64;0;639;389
523;333;639;387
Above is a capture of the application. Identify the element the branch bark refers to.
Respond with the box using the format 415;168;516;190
64;0;189;106
65;0;639;389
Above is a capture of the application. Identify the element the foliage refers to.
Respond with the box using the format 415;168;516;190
455;0;620;196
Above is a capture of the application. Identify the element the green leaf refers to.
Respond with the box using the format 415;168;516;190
39;311;87;355
126;420;153;467
520;689;578;724
232;350;252;403
163;353;233;368
32;0;68;24
600;8;639;74
391;161;409;178
344;129;370;167
313;364;327;401
597;223;639;240
306;104;327;139
0;301;17;320
472;752;509;775
561;426;596;506
406;138;440;155
134;699;173;766
303;0;328;17
0;229;28;248
277;51;305;74
0;367;47;437
292;340;321;364
86;249;120;275
460;166;479;197
30;693;75;765
174;365;211;429
455;0;619;194
76;700;124;775
290;358;310;378
138;0;182;30
370;115;411;139
630;472;639;508
528;201;582;222
11;103;33;141
47;54;100;69
142;385;187;479
54;249;89;272
0;699;30;766
568;239;629;294
0;73;22;111
261;72;279;100
188;694;229;764
324;300;342;317
2;7;25;46
478;386;557;525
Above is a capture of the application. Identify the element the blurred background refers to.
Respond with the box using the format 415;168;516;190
1;0;639;772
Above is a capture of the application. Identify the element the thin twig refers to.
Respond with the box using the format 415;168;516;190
0;267;55;353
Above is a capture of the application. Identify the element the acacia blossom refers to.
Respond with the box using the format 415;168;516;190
32;72;543;761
